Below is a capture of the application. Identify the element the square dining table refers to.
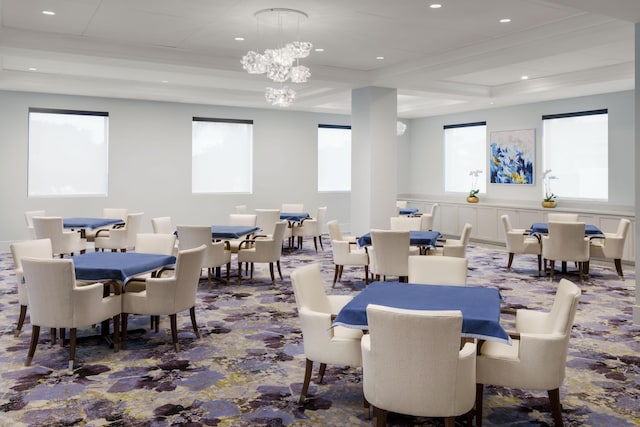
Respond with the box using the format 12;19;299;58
333;281;510;344
280;212;310;222
357;230;441;253
63;217;125;238
399;208;420;216
210;225;261;240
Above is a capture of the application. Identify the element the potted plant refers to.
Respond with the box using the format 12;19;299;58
467;170;482;203
541;169;558;208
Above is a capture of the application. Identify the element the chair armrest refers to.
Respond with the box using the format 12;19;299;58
113;223;126;229
95;229;111;237
238;239;256;250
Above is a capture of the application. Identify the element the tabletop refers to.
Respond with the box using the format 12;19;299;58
63;217;124;229
71;252;176;284
530;222;603;236
399;208;420;215
280;212;310;222
333;281;510;344
211;225;261;239
357;230;441;248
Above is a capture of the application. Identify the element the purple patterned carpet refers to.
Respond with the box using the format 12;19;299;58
0;239;638;426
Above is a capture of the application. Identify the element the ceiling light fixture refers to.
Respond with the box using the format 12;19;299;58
430;4;442;9
376;56;385;60
42;10;56;15
521;75;529;80
241;8;312;107
499;18;511;23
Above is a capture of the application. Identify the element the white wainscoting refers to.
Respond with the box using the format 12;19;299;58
403;199;635;262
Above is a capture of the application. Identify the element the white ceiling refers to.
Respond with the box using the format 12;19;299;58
0;0;638;118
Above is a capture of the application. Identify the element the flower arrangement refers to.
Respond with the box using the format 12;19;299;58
541;169;558;202
468;169;483;198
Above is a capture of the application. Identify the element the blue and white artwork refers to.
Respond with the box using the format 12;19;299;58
490;129;535;184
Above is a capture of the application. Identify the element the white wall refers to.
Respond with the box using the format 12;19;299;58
400;90;635;211
0;91;351;248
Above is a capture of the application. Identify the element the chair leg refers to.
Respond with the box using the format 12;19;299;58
69;328;77;370
475;383;484;427
154;315;160;333
269;263;275;283
121;313;128;350
332;264;339;287
250;263;255;279
338;265;344;281
614;258;624;279
313;237;318;252
207;268;212;290
549;260;555;281
537;254;542;272
15;305;27;337
548;388;564;427
319;235;324;250
373;406;387;427
112;314;120;352
507;253;514;271
444;417;456;427
276;260;283;280
299;358;313;405
364;265;369;285
237;261;242;282
190;306;200;338
51;327;57;345
226;262;231;283
170;313;179;352
318;362;327;383
364;397;371;420
60;328;66;348
25;324;40;366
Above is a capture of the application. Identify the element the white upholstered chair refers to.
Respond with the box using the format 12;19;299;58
24;210;46;239
227;213;258;253
408;255;467;285
237;221;286;284
84;208;128;241
176;225;231;287
420;203;439;230
588;218;630;278
547;213;579;222
32;216;87;257
293;207;327;251
94;212;143;252
124;233;179;293
542;222;589;282
281;203;304;213
396;200;408;208
502;214;542;272
121;245;206;352
476;279;581;427
21;257;122;370
330;239;369;287
255;208;281;238
370;229;418;282
389;216;422;231
327;219;357;244
362;305;476;427
430;223;472;258
151;216;174;234
290;263;363;405
10;238;53;337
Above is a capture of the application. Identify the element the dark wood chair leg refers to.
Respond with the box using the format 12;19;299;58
332;264;339;287
318;362;327;383
614;258;624;278
51;327;57;345
112;314;120;352
60;328;66;347
507;253;514;271
313;236;318;252
338;265;344;281
226;262;231;283
154;315;160;333
548;388;564;427
319;235;324;250
444;416;455;427
15;305;27;337
69;328;77;370
364;265;369;285
237;262;242;282
299;358;313;405
364;397;371;420
269;263;275;283
25;324;40;366
373;406;387;427
537;254;542;272
549;260;555;280
121;313;128;350
475;383;484;427
190;306;200;338
277;260;283;280
170;313;179;352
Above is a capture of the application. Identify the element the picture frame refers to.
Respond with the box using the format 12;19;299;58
489;128;535;184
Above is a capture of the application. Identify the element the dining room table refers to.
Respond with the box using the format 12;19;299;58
332;281;510;344
210;225;261;240
63;217;125;238
399;207;420;216
357;230;441;254
280;212;311;249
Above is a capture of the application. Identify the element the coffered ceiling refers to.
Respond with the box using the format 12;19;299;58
1;0;638;118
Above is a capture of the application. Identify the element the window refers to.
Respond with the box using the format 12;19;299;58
318;124;351;192
28;108;109;197
443;122;487;193
192;118;253;193
542;109;608;200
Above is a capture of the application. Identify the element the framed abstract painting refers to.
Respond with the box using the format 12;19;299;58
489;128;535;184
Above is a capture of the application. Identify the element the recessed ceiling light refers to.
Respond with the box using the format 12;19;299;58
42;10;55;16
430;4;442;9
521;75;529;80
234;37;244;41
314;48;324;52
28;67;37;71
161;80;169;83
499;18;511;23
376;56;385;60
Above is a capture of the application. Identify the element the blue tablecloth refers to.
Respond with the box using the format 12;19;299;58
71;252;176;284
333;281;510;344
211;225;261;239
63;217;124;229
280;212;310;222
530;222;603;235
399;208;419;215
358;230;441;248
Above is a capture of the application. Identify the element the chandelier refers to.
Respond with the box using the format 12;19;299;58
241;8;312;107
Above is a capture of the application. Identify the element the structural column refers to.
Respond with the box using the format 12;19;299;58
634;23;640;325
351;87;398;236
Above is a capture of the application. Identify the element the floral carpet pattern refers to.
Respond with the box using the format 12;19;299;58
0;240;638;427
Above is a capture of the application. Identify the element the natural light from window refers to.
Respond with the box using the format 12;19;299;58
443;122;487;194
318;125;351;192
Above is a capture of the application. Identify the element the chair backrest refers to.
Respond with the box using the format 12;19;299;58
408;255;467;285
258;221;287;259
396;200;407;208
543;222;589;261
255;209;281;235
459;223;472;246
282;203;304;213
501;214;512;233
21;258;77;327
615;218;631;238
151;216;173;234
390;216;422;231
371;229;411;277
25;210;46;227
547;213;579;222
123;213;144;247
176;225;213;250
429;203;439;218
135;233;176;255
171;245;206;312
228;213;257;226
364;304;474;416
525;278;581;335
10;239;53;305
315;207;327;229
327;220;344;241
103;208;128;220
32;216;64;243
290;263;332;313
235;205;248;213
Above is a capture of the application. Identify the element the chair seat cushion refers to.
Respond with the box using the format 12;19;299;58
334;325;363;340
480;339;520;360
